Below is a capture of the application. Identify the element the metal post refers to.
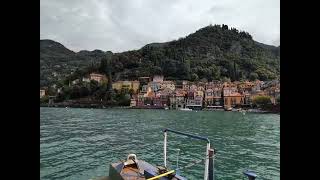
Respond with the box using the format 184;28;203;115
163;128;212;180
204;142;210;180
176;149;180;170
164;131;167;167
208;148;214;180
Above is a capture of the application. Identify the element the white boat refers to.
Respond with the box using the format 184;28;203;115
179;108;192;111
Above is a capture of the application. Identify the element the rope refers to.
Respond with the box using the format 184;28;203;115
146;170;175;180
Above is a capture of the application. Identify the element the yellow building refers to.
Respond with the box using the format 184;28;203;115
196;90;204;98
112;81;122;91
121;81;132;90
131;81;140;93
112;81;140;94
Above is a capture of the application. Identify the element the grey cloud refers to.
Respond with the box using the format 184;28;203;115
40;0;280;52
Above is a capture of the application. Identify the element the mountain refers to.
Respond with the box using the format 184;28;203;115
40;40;105;87
40;24;280;87
101;24;280;82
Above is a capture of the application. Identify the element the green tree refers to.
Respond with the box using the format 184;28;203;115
211;65;221;80
222;77;231;83
41;24;280;88
47;87;56;96
253;96;271;108
249;72;259;81
70;85;81;99
89;80;99;93
128;88;135;97
191;73;199;81
62;85;71;100
93;86;107;100
40;96;49;104
118;94;131;106
79;86;89;97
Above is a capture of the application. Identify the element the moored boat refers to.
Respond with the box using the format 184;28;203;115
179;108;192;111
92;129;257;180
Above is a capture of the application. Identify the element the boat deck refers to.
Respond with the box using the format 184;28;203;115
103;160;185;180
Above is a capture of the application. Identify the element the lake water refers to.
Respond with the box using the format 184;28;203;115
40;107;280;180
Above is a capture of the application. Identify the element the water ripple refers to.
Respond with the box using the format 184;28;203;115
40;108;280;180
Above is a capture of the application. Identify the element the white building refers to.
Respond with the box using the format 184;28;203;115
90;73;107;83
40;90;46;98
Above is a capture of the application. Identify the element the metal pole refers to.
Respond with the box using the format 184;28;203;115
204;142;210;180
164;131;167;167
208;148;214;180
176;149;180;169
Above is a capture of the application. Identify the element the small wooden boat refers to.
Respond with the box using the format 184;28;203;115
92;129;257;180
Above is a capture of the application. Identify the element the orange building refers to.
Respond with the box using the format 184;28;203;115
224;92;244;109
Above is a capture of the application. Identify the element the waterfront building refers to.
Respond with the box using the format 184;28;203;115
186;95;203;110
196;90;204;98
182;80;190;91
224;92;244;109
130;98;137;107
72;79;80;85
89;73;107;84
206;81;223;90
152;75;164;83
138;77;151;86
82;77;90;83
190;84;197;91
223;86;238;96
187;89;196;100
40;89;46;98
205;88;223;107
204;89;214;106
137;93;145;106
132;81;140;93
159;81;175;91
169;89;187;109
147;81;160;92
112;81;140;93
141;85;148;93
112;81;122;91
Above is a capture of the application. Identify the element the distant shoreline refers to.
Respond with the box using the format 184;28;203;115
40;104;279;114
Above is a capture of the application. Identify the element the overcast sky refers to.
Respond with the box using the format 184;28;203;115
40;0;280;52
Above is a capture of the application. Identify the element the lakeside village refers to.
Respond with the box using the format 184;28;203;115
40;73;280;113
